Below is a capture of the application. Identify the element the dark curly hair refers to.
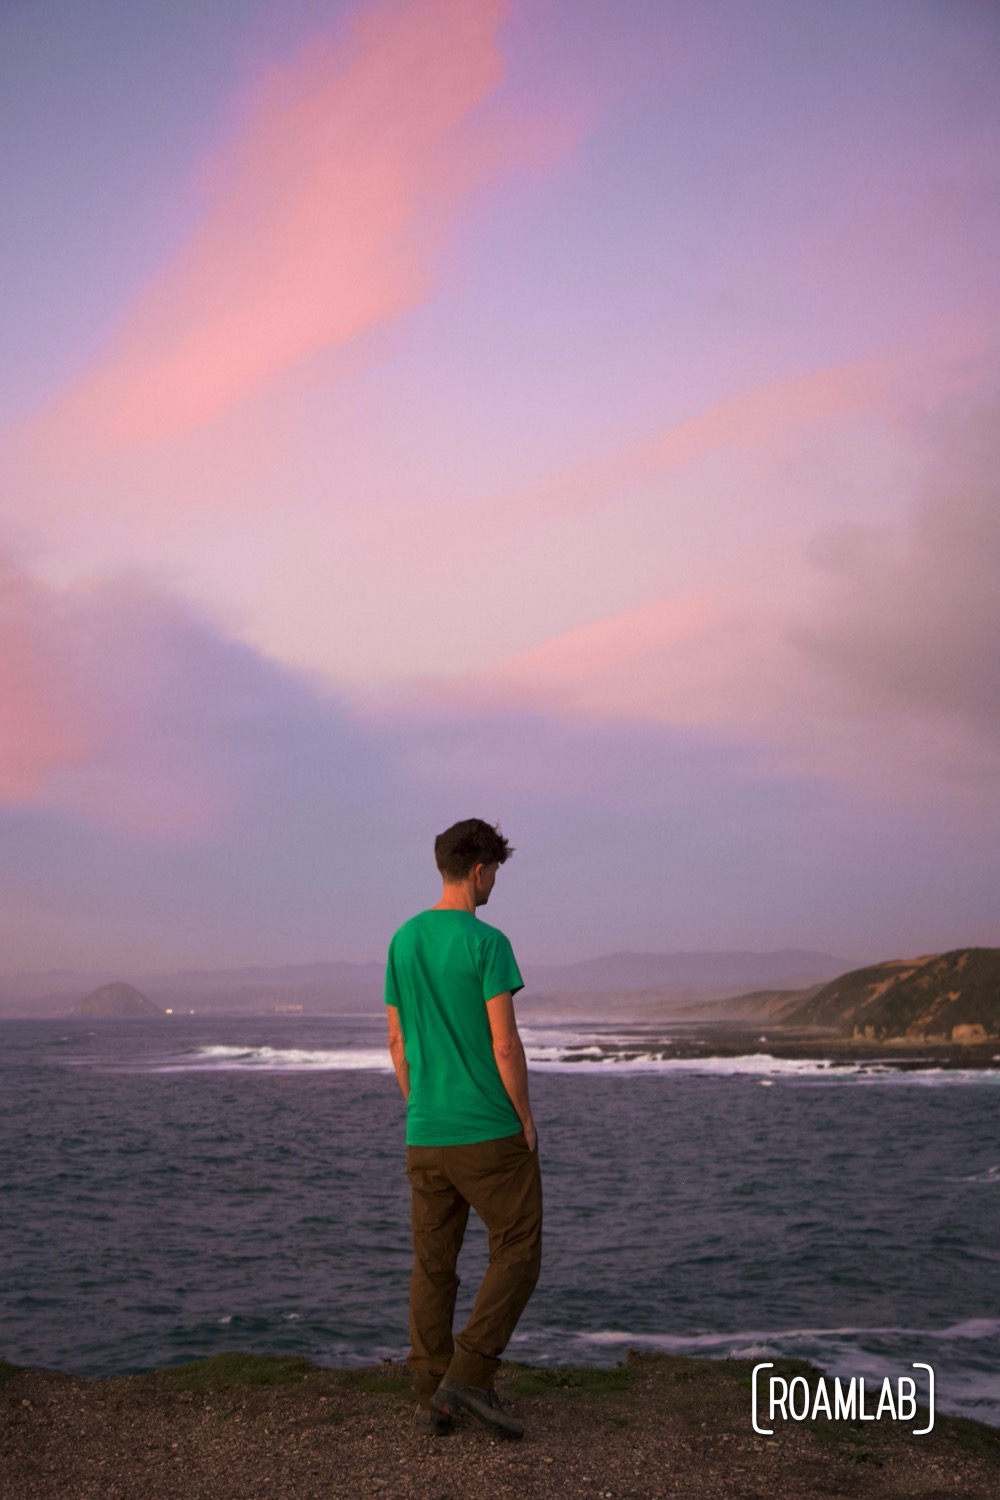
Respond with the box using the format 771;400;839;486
434;819;515;882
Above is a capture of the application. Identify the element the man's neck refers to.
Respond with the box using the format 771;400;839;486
431;883;477;914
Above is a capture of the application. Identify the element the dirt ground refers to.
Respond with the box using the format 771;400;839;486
2;1350;998;1499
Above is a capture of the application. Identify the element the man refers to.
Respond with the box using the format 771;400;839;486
385;818;542;1440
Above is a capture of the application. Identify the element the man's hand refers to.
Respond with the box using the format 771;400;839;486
386;1005;409;1100
486;991;536;1149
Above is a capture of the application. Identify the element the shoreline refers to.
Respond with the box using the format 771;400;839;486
3;1010;998;1074
3;1350;998;1499
526;1021;1000;1072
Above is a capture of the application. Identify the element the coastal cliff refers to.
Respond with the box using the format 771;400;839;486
782;948;1000;1042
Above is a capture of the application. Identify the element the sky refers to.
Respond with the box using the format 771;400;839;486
1;0;998;972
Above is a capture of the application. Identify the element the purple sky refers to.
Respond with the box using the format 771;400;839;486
1;0;998;971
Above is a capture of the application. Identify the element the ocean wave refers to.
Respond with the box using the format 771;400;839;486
520;1038;1000;1082
524;1047;841;1075
951;1163;1000;1184
514;1320;1000;1424
572;1316;1000;1351
145;1044;393;1073
89;1038;1000;1083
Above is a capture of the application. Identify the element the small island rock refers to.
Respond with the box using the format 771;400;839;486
69;982;162;1018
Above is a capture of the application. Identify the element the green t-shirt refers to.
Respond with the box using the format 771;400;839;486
385;910;525;1146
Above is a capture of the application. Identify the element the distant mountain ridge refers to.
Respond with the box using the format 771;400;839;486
783;948;1000;1040
3;947;993;1036
0;949;850;1017
0;961;385;1016
155;961;385;989
522;949;848;993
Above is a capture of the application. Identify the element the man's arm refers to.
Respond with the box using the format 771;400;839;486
486;991;536;1151
386;1005;409;1100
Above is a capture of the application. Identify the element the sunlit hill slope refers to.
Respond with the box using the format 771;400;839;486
782;948;1000;1041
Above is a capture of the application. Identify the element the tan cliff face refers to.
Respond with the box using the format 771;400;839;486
788;948;1000;1041
851;1022;990;1044
951;1023;990;1044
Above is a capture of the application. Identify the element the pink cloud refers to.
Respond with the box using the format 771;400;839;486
408;589;785;730
0;555;90;800
401;580;988;815
34;0;576;453
0;557;244;839
490;355;893;529
407;394;1000;806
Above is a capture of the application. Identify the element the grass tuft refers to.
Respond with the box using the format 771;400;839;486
807;1421;880;1466
504;1361;635;1397
931;1412;1000;1463
339;1370;411;1395
155;1352;315;1392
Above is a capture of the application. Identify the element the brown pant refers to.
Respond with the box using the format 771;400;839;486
406;1131;543;1396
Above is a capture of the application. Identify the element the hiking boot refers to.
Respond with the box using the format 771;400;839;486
432;1379;524;1439
415;1403;455;1436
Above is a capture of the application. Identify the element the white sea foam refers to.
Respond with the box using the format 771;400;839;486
147;1044;393;1073
849;1067;1000;1086
525;1047;852;1076
575;1316;1000;1351
112;1038;1000;1083
952;1163;1000;1184
522;1038;1000;1083
557;1320;1000;1422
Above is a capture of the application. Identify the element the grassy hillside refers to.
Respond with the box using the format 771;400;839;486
783;948;1000;1040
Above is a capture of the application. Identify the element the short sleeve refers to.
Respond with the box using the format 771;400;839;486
480;930;524;1002
384;942;400;1007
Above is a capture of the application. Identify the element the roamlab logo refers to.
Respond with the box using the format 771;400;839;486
751;1362;935;1437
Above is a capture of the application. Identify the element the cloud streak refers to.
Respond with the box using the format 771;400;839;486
33;0;574;452
411;399;1000;801
499;355;893;526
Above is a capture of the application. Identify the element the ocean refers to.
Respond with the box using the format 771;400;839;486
2;1015;998;1427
